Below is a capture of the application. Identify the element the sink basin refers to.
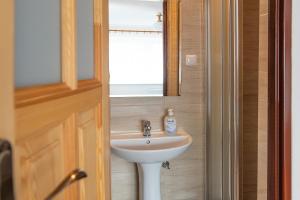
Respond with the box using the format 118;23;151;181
111;131;192;163
111;130;192;200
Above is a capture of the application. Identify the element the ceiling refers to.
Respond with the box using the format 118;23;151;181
109;0;163;30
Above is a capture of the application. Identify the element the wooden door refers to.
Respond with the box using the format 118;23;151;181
0;0;110;199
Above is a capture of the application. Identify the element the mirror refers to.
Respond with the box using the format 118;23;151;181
109;0;180;97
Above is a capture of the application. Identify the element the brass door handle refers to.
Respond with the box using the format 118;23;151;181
45;169;87;200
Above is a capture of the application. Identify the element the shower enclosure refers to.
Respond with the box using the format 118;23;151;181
206;0;241;199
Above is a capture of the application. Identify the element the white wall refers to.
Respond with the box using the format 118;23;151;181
292;0;300;199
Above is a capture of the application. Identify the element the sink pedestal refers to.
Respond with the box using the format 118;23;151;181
137;163;162;200
111;131;192;200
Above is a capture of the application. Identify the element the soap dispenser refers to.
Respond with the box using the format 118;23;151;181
164;108;177;135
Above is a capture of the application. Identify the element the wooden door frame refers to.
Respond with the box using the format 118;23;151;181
268;0;292;199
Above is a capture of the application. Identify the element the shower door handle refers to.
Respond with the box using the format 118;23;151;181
45;169;87;200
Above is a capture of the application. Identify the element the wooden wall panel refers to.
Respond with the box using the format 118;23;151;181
241;0;269;199
241;0;260;199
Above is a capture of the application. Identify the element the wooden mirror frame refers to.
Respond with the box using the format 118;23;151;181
163;0;180;96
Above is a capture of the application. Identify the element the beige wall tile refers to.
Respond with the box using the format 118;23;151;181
257;0;269;199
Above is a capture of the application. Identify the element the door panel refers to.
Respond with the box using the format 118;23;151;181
77;109;98;199
16;124;65;200
15;88;104;199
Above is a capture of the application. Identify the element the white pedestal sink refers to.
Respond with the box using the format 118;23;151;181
111;131;192;200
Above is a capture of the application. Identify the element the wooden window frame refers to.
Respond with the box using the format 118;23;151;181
268;0;292;199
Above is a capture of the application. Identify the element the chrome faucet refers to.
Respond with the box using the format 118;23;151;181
143;120;152;137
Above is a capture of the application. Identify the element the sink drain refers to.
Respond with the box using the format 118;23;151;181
146;140;151;144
